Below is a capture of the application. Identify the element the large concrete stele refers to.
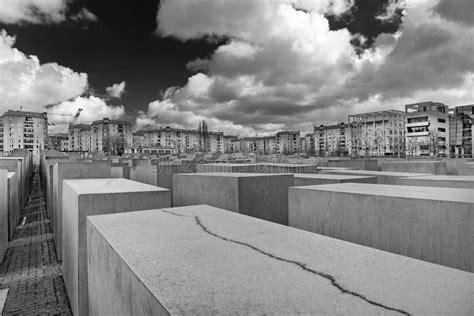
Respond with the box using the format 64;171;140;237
53;161;112;261
62;178;170;316
0;170;8;263
396;175;474;189
294;173;377;186
380;160;448;175
87;205;474;315
289;183;474;272
7;172;19;240
318;169;429;184
173;173;293;225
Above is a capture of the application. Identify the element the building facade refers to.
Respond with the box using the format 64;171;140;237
405;102;449;156
348;110;406;157
313;123;350;157
449;104;473;158
275;131;300;155
1;110;48;158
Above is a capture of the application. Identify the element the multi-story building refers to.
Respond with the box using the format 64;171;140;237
0;118;4;152
349;110;406;157
405;102;449;156
68;124;91;152
314;122;350;157
49;133;69;151
90;118;132;154
69;118;132;154
223;135;238;153
275;131;300;155
449;104;473;158
1;110;48;158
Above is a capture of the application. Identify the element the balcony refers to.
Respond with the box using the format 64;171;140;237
406;131;429;137
406;121;429;128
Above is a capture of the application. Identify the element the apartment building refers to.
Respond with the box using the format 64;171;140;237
1;110;48;158
0;118;3;152
405;102;449;156
68;118;132;154
275;131;300;154
348;110;406;157
449;104;473;158
313;122;350;157
223;135;238;153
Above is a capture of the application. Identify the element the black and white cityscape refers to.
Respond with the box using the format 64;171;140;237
0;0;473;315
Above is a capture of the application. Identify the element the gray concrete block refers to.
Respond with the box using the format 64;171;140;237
87;205;474;315
174;173;293;225
7;172;19;240
0;158;24;211
53;161;112;261
196;163;260;173
319;169;429;184
111;163;131;179
396;175;474;189
0;170;8;263
289;183;474;272
294;174;378;186
327;159;378;171
381;161;448;175
62;178;170;316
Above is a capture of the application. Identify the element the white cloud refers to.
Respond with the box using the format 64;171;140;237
0;30;88;113
0;0;68;24
71;8;98;22
0;30;126;132
146;0;473;135
106;81;127;99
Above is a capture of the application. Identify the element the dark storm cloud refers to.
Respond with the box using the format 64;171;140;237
325;0;406;53
432;0;474;26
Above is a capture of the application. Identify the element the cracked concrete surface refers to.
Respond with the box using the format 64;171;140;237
87;205;474;315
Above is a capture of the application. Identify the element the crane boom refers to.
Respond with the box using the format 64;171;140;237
69;108;83;126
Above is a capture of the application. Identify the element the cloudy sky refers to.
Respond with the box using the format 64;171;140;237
0;0;472;136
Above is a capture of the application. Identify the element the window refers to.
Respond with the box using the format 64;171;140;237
437;118;446;123
438;128;446;132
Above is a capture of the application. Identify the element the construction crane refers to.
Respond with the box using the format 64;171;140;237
46;108;83;150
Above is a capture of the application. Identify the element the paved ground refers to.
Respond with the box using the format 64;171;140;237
0;167;71;315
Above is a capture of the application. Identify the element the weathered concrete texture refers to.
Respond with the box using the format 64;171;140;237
130;160;196;203
327;159;378;171
62;178;170;316
196;163;260;173
111;163;131;179
87;205;474;316
381;160;448;175
7;172;19;240
52;161;112;261
258;163;318;174
289;183;474;272
0;170;8;263
319;169;429;184
0;158;24;211
396;175;474;189
294;174;377;186
0;288;8;314
174;173;293;225
446;160;474;176
316;166;357;172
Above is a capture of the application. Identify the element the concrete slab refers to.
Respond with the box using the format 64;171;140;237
7;172;19;240
381;161;448;175
62;178;170;316
289;183;474;272
258;163;318;174
327;159;378;171
111;163;130;179
53;161;112;261
318;169;429;184
0;158;24;211
87;205;474;315
396;175;474;189
173;173;293;225
0;288;8;314
196;163;260;173
0;170;8;263
294;174;377;186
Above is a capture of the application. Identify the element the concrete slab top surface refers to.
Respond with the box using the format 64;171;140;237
7;172;15;178
258;163;317;167
176;172;293;178
88;205;474;315
292;183;474;203
398;175;474;181
294;174;377;180
317;167;357;170
198;163;258;166
63;178;169;194
322;169;429;177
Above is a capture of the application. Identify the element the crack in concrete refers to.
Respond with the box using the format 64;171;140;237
159;210;410;315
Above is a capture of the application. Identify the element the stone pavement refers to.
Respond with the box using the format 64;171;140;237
0;167;71;315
